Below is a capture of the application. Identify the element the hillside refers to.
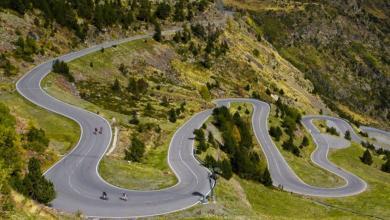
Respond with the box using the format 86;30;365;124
225;0;390;129
0;0;389;219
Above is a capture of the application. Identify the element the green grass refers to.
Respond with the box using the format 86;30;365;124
99;157;176;190
321;143;390;219
0;92;79;169
268;106;345;188
162;143;389;219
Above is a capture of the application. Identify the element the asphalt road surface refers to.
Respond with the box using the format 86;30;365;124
16;33;389;217
16;31;215;218
215;99;367;197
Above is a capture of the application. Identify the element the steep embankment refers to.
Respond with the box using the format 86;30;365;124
225;0;389;129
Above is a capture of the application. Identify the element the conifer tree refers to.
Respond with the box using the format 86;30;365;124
361;149;373;165
125;137;145;162
344;130;351;140
381;158;390;173
262;167;272;186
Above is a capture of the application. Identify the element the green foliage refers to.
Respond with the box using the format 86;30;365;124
144;103;154;117
212;106;266;183
282;137;300;157
301;136;309;147
127;77;149;97
262;168;272;186
20;158;56;204
326;127;339;136
25;126;49;153
208;132;217;147
168;108;177;123
52;60;75;82
125;137;145;162
361;141;375;150
381;159;390;173
194;128;208;153
111;78;121;92
129;112;140;125
219;158;233;180
0;103;16;127
155;2;171;20
251;3;389;125
13;36;39;62
0;103;22;172
360;149;373;165
174;0;186;21
276;99;302;141
269;126;282;141
160;96;169;107
344;130;351;140
153;22;162;42
199;86;211;100
0;54;17;76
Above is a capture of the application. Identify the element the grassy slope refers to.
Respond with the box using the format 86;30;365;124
163;144;389;220
16;14;387;219
0;92;79;170
268;106;345;188
225;0;389;129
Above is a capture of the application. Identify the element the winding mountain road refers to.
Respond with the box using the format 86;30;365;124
16;31;389;217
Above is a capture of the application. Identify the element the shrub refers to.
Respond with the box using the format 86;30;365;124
326;127;339;136
168;108;177;123
52;60;75;82
360;149;373;165
125;137;145;162
381;159;390;173
344;130;351;140
25;127;49;153
20;158;56;204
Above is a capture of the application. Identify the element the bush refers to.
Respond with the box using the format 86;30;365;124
52;60;75;82
25;127;49;153
194;128;208;153
282;137;300;157
168;108;177;123
269;126;282;141
124;137;145;162
326;127;339;136
20;158;56;204
381;159;390;173
262;167;272;186
361;141;375;150
344;130;351;140
301;136;309;147
360;149;373;165
219;159;233;180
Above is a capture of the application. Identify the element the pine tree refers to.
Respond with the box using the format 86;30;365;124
301;136;309;147
137;0;152;22
153;22;162;42
22;158;56;204
220;159;232;180
361;149;373;165
173;0;186;21
125;137;145;162
112;79;121;92
160;96;169;107
168;108;177;123
344;130;351;140
262;167;272;186
155;2;171;20
208;132;216;147
144;103;154;117
381;158;390;173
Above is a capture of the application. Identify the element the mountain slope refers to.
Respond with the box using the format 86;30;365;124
226;0;389;129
